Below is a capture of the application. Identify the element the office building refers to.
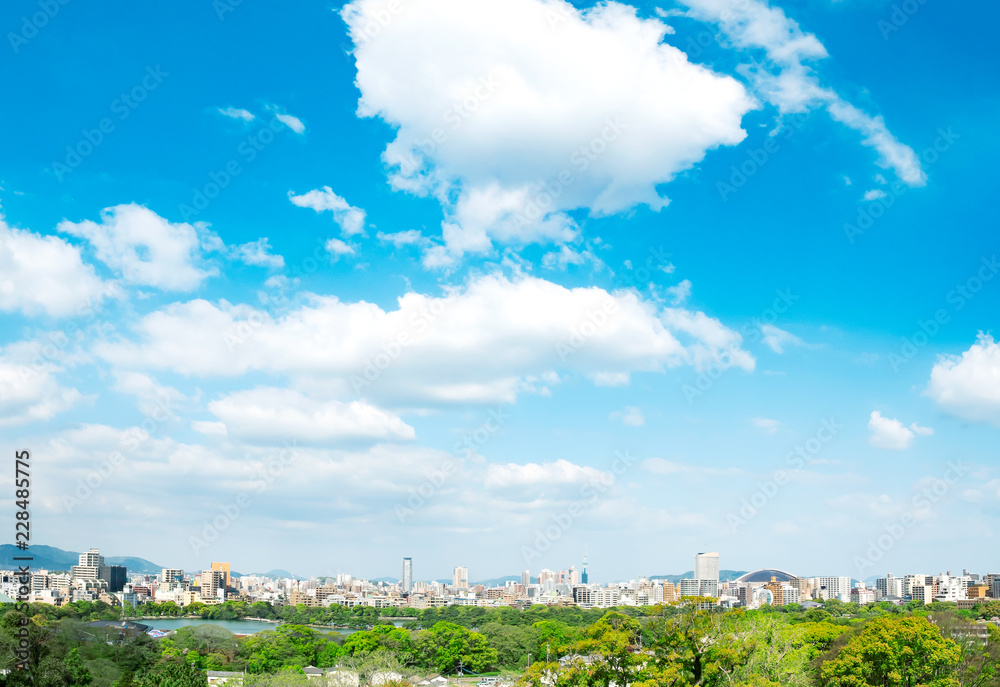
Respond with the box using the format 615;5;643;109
70;548;104;580
211;562;231;588
402;558;413;594
200;570;226;600
452;567;468;590
521;570;530;586
694;552;720;582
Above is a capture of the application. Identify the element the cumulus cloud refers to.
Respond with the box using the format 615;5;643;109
343;0;755;262
679;0;925;185
289;187;367;236
325;238;356;257
868;410;933;450
610;406;645;426
761;324;803;353
58;204;218;291
94;273;753;404
0;217;109;317
207;388;416;444
229;238;284;269
0;356;84;427
926;333;1000;426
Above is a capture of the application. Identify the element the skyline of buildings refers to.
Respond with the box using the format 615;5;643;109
7;546;998;614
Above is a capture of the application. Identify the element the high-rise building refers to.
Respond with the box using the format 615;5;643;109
101;565;127;592
70;548;104;580
200;570;226;600
452;567;468;589
694;552;720;582
160;568;184;584
402;558;413;594
521;570;531;587
211;562;231;588
582;547;589;584
816;577;851;602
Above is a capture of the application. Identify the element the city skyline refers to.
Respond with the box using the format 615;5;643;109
1;0;998;579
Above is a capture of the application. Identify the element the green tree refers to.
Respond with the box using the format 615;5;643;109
415;622;497;674
820;616;961;687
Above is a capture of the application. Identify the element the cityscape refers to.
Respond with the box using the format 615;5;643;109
2;0;998;684
6;547;1000;614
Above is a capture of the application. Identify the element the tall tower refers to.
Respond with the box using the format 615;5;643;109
402;557;413;594
694;552;719;582
581;545;589;584
521;570;531;586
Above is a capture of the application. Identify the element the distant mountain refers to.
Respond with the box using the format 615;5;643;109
373;577;399;583
1;545;163;574
473;575;524;587
251;569;299;580
651;570;749;583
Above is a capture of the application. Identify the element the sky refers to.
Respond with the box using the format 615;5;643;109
0;0;998;584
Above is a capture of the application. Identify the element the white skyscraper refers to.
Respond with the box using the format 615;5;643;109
694;552;720;582
452;566;468;589
402;557;413;594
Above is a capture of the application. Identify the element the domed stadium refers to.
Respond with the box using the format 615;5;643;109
736;569;798;583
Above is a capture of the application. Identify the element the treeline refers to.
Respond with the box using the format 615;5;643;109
23;596;1000;628
2;599;1000;687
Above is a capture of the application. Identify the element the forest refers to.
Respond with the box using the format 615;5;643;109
1;598;999;687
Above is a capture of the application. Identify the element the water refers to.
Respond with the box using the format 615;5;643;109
140;618;409;635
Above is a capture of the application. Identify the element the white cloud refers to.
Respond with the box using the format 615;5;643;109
111;370;192;419
343;0;755;262
486;459;614;489
680;0;926;186
275;113;306;134
867;410;933;450
325;238;356;257
95;273;753;404
751;417;782;434
760;324;803;353
207;388;415;444
665;279;692;305
610;406;645;427
863;189;887;201
229;238;284;269
0;356;84;427
289;187;367;236
58;204;217;291
218;107;255;121
0;217;109;317
926;333;1000;426
377;230;430;248
641;457;743;477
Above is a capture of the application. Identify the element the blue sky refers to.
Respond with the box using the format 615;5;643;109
1;0;998;582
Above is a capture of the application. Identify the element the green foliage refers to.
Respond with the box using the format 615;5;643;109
415;621;498;674
820;616;961;687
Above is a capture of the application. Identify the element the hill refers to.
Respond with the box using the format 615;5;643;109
0;545;163;575
650;569;748;583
